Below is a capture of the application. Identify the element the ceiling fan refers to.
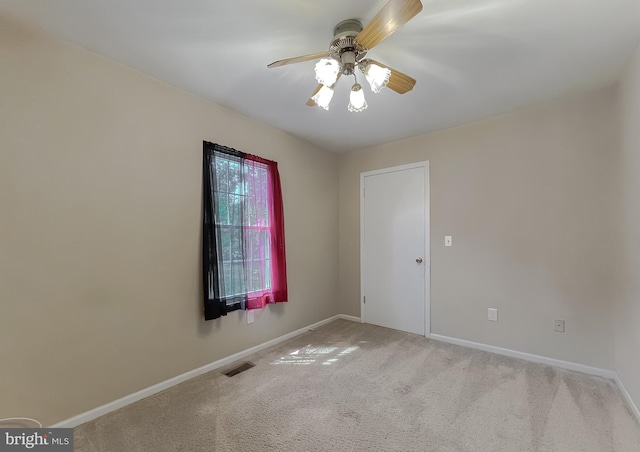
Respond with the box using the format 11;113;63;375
267;0;423;112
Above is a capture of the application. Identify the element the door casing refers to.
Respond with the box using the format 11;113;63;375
360;161;431;336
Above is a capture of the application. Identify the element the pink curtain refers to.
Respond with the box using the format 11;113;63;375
244;154;288;310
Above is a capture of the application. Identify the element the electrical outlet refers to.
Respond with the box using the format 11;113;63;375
488;308;498;322
247;310;254;324
554;319;565;332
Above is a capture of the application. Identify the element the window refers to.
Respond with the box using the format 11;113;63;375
215;155;270;297
202;142;288;320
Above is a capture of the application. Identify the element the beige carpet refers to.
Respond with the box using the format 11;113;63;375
75;320;640;451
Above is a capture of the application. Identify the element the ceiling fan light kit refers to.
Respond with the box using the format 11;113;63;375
348;83;368;112
268;0;422;113
311;85;335;110
363;62;392;94
314;57;341;87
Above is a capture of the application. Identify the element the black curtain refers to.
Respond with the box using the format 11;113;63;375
202;141;247;320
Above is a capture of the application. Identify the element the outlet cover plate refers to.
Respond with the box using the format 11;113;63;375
488;308;498;322
554;319;565;332
247;310;254;324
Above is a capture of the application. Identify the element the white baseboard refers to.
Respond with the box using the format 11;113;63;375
51;315;346;428
337;314;361;323
430;334;617;380
615;374;640;424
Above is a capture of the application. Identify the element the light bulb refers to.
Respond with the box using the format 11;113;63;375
311;85;334;110
348;83;367;112
364;63;391;93
314;58;340;87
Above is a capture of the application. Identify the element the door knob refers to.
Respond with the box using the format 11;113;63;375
416;257;423;264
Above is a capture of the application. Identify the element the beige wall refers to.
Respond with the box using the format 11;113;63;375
0;16;339;425
339;88;619;370
615;43;640;411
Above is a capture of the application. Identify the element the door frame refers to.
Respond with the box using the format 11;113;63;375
360;161;431;337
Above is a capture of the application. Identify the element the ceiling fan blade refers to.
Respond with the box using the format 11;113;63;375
268;51;332;68
387;69;416;94
357;0;423;50
306;85;323;106
368;59;416;94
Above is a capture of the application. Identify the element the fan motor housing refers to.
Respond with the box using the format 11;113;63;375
330;19;367;73
333;19;362;39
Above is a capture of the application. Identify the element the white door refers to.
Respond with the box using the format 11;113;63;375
361;162;429;336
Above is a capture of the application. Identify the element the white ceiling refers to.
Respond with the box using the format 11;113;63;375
2;0;640;152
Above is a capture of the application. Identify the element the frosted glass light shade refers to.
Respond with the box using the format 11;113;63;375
311;85;334;110
364;63;391;93
314;58;340;86
348;84;367;112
